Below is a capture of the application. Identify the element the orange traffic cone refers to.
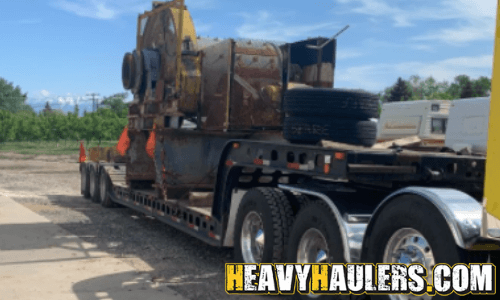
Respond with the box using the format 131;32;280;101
79;141;86;163
146;123;157;159
116;126;130;157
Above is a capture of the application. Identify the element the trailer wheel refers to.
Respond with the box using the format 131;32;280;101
364;195;465;300
233;187;293;264
99;170;114;208
81;164;91;199
286;201;346;300
283;115;377;146
283;88;379;120
286;192;312;215
89;166;100;203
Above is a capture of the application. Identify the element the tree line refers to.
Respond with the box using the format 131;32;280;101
0;107;128;144
379;74;491;103
0;73;493;144
0;78;129;143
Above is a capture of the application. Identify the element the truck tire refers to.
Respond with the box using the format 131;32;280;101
283;115;377;146
286;201;346;300
89;166;100;203
81;164;91;199
283;88;379;120
99;170;114;208
364;195;467;300
285;192;312;215
233;187;293;264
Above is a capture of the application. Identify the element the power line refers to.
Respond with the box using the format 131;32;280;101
86;93;100;112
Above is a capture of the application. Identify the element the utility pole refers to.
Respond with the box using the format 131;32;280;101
87;93;100;112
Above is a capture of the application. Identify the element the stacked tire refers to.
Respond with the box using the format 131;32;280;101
282;88;379;147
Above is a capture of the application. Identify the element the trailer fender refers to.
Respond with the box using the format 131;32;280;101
213;140;247;247
222;189;247;247
361;187;482;261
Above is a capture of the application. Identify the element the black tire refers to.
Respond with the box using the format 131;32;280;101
286;192;312;215
99;171;114;208
286;201;346;300
233;187;294;263
364;195;467;300
81;164;91;199
283;88;379;119
89;166;100;203
283;115;377;146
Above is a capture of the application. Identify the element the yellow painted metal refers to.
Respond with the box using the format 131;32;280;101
174;0;185;93
133;0;200;106
135;1;197;51
179;55;202;112
224;41;233;130
483;0;500;220
136;13;141;49
263;85;282;102
170;7;198;48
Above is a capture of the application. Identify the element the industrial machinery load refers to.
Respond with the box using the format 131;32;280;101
80;2;500;299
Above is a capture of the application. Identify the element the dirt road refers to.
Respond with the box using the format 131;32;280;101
0;153;280;300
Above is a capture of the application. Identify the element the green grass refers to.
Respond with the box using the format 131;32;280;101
0;140;118;156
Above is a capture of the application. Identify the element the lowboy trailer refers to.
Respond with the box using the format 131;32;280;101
80;1;500;299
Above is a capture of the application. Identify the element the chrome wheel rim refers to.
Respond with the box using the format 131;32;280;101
297;228;330;299
241;211;265;263
383;228;435;300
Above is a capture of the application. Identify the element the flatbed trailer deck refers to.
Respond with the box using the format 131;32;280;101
82;139;489;259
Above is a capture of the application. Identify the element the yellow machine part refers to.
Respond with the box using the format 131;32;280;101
179;54;202;113
170;7;197;48
133;1;202;114
136;1;198;50
483;0;500;220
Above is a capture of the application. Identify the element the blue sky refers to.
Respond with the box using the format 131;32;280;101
0;0;497;113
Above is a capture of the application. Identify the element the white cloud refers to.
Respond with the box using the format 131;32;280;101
193;20;213;34
28;90;85;107
413;0;497;45
411;0;497;44
185;0;217;10
337;49;364;59
53;0;217;20
53;0;117;20
59;93;79;106
336;54;493;92
235;10;337;42
359;39;430;52
336;0;455;27
409;44;433;52
338;0;497;45
30;90;54;102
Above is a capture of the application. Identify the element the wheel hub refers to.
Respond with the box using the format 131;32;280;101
383;228;435;300
297;228;330;299
241;211;265;263
297;228;330;264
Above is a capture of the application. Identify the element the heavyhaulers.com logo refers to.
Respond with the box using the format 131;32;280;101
225;263;496;296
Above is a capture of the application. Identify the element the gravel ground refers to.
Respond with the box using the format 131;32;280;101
0;152;286;300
